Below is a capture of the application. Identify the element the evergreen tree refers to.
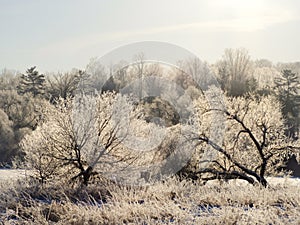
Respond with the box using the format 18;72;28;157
274;69;300;138
18;66;45;97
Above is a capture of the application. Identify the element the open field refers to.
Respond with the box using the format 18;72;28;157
0;169;32;182
2;1;300;224
0;169;299;224
1;169;300;185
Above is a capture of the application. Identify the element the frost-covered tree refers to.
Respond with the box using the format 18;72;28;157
0;69;20;91
0;109;16;163
216;48;256;96
0;90;45;130
175;57;214;92
21;92;140;185
0;90;49;163
186;89;299;187
46;69;84;101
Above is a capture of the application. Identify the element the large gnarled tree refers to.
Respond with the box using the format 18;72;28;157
187;91;299;187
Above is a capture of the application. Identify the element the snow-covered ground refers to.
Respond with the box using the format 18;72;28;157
197;177;300;188
0;169;32;182
200;176;300;186
266;176;300;186
0;169;300;186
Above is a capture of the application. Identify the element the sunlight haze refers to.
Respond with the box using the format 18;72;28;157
0;0;299;72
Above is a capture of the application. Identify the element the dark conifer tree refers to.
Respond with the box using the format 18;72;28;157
18;66;45;97
274;69;300;138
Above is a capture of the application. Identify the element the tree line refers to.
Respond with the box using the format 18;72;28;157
0;48;300;188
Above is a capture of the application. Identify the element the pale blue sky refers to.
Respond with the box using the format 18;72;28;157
1;0;300;73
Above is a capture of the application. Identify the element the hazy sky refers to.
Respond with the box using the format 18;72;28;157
1;0;300;73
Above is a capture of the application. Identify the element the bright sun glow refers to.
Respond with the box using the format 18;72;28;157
208;0;295;32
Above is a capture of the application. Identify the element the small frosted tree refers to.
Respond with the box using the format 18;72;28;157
21;92;139;185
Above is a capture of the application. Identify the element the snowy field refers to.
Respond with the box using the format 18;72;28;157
0;169;299;224
0;169;299;186
0;169;32;183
